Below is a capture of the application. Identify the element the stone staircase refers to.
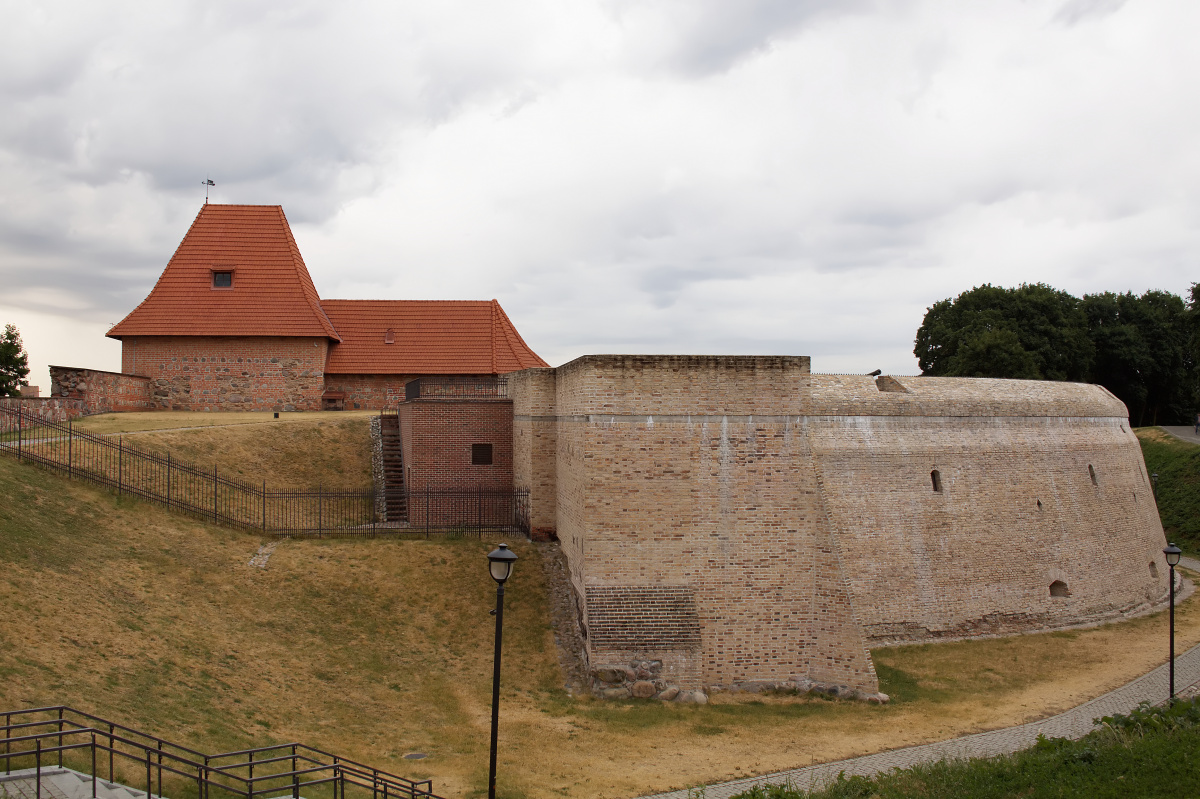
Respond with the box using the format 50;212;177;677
379;413;406;522
0;767;154;799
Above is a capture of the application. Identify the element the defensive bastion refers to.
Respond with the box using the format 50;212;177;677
510;355;1172;700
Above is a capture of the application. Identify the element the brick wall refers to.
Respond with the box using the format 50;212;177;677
510;356;1169;696
511;368;558;540
120;336;328;411
398;397;514;527
48;366;155;413
322;374;418;410
0;396;88;423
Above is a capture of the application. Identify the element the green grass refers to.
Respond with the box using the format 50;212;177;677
1137;427;1200;555
730;699;1200;799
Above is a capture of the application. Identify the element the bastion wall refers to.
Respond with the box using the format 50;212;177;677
510;356;1170;698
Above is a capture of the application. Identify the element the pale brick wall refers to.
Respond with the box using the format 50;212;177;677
510;357;1168;697
119;336;328;411
511;368;558;540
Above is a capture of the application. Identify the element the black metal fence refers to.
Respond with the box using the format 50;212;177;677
0;406;528;539
1;705;443;799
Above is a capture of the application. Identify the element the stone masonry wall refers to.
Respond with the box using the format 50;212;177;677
322;374;419;410
120;336;328;411
0;396;88;423
48;366;155;413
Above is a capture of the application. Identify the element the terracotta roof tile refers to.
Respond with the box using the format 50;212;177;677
321;299;548;374
107;204;340;340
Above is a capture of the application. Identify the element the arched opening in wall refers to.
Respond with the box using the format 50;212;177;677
1088;464;1098;486
1150;562;1159;579
931;469;943;493
1049;580;1070;598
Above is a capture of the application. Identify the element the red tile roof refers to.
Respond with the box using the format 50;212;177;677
107;204;340;340
321;299;548;374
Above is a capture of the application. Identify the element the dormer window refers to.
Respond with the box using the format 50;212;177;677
384;328;395;344
212;270;234;289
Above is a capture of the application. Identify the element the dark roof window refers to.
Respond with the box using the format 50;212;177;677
212;270;234;289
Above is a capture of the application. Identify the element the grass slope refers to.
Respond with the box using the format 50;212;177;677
3;436;1200;798
1136;427;1200;555
73;412;374;489
731;699;1200;799
0;454;559;797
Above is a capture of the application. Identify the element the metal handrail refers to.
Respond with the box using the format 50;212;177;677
0;707;442;799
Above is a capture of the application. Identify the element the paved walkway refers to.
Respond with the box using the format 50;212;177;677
639;639;1200;799
1161;426;1200;446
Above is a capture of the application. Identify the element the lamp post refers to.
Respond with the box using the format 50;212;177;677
1152;472;1159;501
486;543;518;799
1164;542;1182;703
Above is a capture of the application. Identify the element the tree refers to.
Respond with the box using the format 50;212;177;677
914;284;1093;381
1083;290;1194;426
0;324;30;397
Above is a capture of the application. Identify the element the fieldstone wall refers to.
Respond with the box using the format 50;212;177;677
119;336;328;411
369;414;386;520
48;366;155;413
0;396;87;422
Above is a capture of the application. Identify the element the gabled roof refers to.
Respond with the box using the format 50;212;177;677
107;204;340;340
320;299;548;375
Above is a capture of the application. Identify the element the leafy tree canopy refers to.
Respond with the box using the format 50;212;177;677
915;283;1200;425
0;324;30;398
914;283;1093;381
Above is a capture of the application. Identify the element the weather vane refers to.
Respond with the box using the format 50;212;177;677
202;177;215;203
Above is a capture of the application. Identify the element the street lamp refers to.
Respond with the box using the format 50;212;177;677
1164;542;1182;702
486;543;518;799
1152;472;1159;500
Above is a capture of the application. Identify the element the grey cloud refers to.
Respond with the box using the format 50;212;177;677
605;0;873;75
1053;0;1129;26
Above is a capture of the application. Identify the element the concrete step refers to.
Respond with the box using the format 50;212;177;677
1;767;155;799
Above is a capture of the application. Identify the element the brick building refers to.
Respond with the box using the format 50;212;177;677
93;203;546;412
509;355;1173;699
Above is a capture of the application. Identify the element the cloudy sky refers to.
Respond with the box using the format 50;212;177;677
2;0;1197;390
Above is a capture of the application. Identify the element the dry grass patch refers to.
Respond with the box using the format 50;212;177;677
72;412;374;489
1;455;1197;799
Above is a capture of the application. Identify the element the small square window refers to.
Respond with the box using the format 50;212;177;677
471;443;493;465
212;271;233;288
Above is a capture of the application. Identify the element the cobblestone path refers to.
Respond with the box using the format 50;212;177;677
639;640;1200;799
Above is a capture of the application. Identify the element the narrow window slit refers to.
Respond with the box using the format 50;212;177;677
931;469;942;493
1088;464;1098;486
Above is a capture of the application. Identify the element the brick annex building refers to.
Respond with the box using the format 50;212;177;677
81;203;547;412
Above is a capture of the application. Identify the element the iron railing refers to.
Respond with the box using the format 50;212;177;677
0;406;529;538
0;706;442;799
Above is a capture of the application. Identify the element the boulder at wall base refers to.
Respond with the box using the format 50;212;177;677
658;686;680;701
599;686;631;699
593;667;627;684
673;690;708;704
631;680;657;699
